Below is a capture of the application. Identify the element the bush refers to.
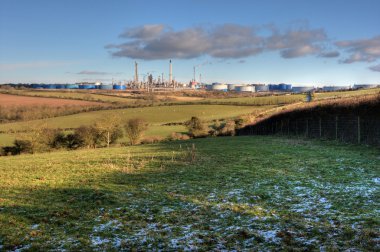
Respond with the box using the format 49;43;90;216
124;118;149;145
184;117;209;138
168;132;191;141
13;139;33;154
140;136;165;144
72;126;101;149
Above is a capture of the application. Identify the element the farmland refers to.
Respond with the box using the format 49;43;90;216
0;93;104;107
0;136;378;250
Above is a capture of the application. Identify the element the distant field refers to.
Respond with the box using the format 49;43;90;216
0;136;378;250
0;104;269;132
314;88;380;100
0;93;103;107
0;90;137;104
200;94;305;105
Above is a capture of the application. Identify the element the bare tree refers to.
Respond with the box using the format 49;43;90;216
124;118;148;145
95;115;123;148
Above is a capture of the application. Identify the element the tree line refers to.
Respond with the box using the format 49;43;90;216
1;115;248;156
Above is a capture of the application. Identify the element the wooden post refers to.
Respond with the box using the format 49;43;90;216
335;116;338;140
288;119;290;135
296;119;298;136
319;117;322;138
306;119;309;137
358;116;361;144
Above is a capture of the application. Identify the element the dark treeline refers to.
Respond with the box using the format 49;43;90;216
237;94;380;146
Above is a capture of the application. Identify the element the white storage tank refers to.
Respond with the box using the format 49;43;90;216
211;83;228;91
236;85;255;92
227;84;242;91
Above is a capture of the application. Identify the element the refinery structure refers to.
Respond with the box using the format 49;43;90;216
3;60;379;93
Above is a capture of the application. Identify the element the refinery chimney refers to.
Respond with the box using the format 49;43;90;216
169;60;173;85
134;61;138;83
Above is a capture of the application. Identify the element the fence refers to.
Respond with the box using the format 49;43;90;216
237;114;380;146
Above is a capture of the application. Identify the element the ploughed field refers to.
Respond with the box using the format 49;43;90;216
0;93;103;107
0;136;378;251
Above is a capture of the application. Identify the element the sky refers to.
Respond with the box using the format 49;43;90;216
0;0;379;85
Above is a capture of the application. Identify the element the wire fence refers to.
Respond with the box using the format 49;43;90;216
237;114;380;146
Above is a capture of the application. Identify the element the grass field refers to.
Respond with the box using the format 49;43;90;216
0;90;137;104
0;94;103;107
0;105;268;132
0;136;378;250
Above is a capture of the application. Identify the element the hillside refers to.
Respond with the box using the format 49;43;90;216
0;136;378;251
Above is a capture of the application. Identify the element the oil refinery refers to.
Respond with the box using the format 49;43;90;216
3;60;379;93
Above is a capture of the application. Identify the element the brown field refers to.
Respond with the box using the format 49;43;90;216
0;93;103;107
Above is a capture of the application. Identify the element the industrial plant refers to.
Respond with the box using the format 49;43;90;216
3;60;379;94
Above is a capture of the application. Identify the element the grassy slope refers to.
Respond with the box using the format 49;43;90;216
0;105;267;131
0;136;378;250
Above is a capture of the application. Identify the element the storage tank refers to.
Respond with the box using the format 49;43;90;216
292;86;314;93
268;84;280;91
353;84;378;89
286;84;292;91
323;86;350;91
279;83;287;91
235;85;255;92
55;84;65;89
45;84;57;89
113;84;126;90
227;84;242;91
255;85;269;92
100;84;113;90
79;84;96;89
30;84;44;89
211;83;228;91
65;84;79;89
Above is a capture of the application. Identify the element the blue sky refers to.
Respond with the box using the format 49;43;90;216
0;0;379;85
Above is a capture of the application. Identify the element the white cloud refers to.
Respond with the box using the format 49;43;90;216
336;36;380;63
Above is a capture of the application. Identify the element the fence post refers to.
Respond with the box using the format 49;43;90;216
287;119;290;135
335;116;338;140
319;117;322;138
358;116;361;144
306;118;309;138
296;119;298;136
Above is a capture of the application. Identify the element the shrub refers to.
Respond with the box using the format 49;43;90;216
124;118;149;145
168;132;191;141
140;136;165;144
219;120;236;136
184;116;209;138
72;126;100;149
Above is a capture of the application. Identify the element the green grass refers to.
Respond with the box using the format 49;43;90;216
314;88;380;100
0;105;269;132
0;136;378;250
199;94;305;105
0;133;15;146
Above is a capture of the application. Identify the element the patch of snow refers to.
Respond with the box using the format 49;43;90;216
372;177;380;184
91;236;110;246
30;224;39;230
258;230;281;243
161;206;174;213
13;244;31;252
93;220;122;232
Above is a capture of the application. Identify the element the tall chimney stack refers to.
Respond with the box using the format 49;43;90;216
169;60;173;85
134;61;138;83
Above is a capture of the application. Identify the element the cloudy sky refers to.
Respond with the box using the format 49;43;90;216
0;0;379;85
